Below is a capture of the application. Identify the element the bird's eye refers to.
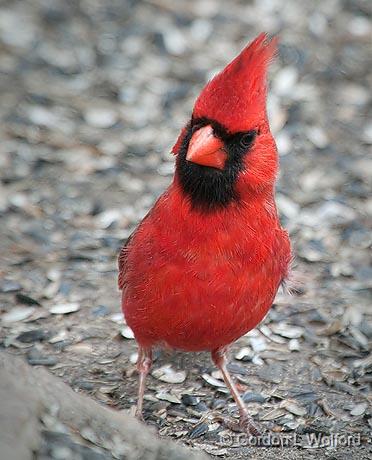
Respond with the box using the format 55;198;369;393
239;132;256;149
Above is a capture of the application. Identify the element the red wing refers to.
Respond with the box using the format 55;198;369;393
118;232;133;290
117;209;152;290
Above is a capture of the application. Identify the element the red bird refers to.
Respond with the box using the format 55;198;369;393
119;33;291;434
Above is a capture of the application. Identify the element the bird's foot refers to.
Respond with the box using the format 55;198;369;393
238;414;263;437
217;413;263;437
131;405;144;422
135;413;144;422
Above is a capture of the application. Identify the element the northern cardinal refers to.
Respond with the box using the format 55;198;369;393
119;33;291;434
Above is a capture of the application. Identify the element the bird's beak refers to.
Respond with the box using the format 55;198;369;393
186;125;226;170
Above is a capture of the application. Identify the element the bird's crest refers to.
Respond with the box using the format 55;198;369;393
193;33;277;132
172;33;277;154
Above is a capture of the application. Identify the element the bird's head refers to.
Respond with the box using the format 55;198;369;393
172;33;279;210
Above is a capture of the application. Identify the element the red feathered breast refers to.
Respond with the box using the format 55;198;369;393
120;186;291;352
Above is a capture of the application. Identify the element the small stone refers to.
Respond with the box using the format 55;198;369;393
316;201;356;227
299;239;327;262
110;313;124;323
189;19;212;43
334;382;357;396
273;66;298;97
0;280;22;293
161;29;187;55
75;380;95;391
235;347;254;361
271;323;304;339
120;326;135;339
129;352;138;364
331;261;354;278
267;95;287;134
204;447;229;457
348;16;371;37
50;445;74;459
155;391;181;404
276;131;292;156
181;394;200;406
242;392;268;404
276;194;300;219
49;303;80;315
157;162;174;176
99;139;125;156
201;373;226;388
260;408;287;421
300;169;327;192
99;385;118;394
308;12;327;35
288;338;301;351
195;401;208;412
211;370;223;380
189;422;209;439
192;0;219;18
80;427;99;444
65;343;94;354
252;355;264;366
350;403;368;417
249;336;267;353
91;305;109;317
27;350;57;367
282;419;300;430
317;319;343;336
16;329;49;343
48;329;68;344
212;399;225;410
15;293;41;306
362;122;372;144
281;400;307;416
2;307;36;323
306;126;329;149
26;105;59;128
257;363;283;384
84;108;118;128
96;209;122;229
349;326;368;349
308;402;321;417
152;365;186;384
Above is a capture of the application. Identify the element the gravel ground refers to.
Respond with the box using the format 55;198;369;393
0;0;371;459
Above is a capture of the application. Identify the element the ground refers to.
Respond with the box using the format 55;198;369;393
0;0;371;459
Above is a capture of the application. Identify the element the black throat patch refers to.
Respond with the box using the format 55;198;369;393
176;117;256;211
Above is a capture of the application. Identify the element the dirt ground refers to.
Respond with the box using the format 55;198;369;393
0;0;371;459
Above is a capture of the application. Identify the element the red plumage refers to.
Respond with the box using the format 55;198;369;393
120;191;290;351
118;33;291;431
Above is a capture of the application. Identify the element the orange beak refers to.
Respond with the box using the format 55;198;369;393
186;125;227;170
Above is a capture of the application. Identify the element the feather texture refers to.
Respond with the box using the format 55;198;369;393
119;33;291;352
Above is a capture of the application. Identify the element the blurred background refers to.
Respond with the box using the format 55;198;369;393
0;0;371;458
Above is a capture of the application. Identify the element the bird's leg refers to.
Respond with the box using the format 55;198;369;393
135;346;152;420
211;347;262;436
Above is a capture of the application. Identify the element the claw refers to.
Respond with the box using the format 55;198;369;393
211;348;264;437
216;414;263;436
239;414;263;437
